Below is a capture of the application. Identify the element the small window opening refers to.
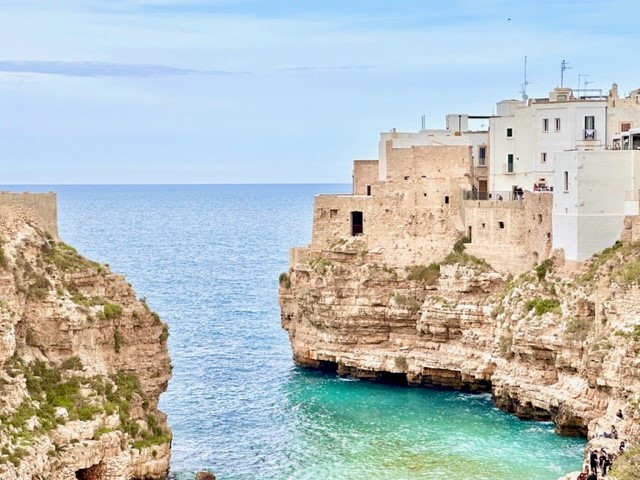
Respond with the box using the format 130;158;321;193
506;128;513;137
537;214;542;224
481;222;486;228
366;185;371;196
330;209;338;219
542;118;549;132
404;176;409;180
498;221;505;229
564;171;569;191
444;196;450;205
351;211;363;236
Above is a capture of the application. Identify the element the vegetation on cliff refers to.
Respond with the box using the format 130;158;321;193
0;215;172;479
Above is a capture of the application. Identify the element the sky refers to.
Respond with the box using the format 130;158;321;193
1;0;638;184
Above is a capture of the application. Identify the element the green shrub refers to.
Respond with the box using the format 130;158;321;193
114;329;123;353
43;242;96;273
564;318;591;341
103;302;123;319
453;236;470;253
27;274;51;300
581;241;624;283
614;325;640;341
309;258;332;275
405;263;440;285
279;272;291;289
534;259;553;282
0;244;7;268
524;298;561;316
441;251;491;272
617;257;640;285
392;293;420;312
159;324;169;342
609;446;640;480
60;356;83;371
93;426;113;439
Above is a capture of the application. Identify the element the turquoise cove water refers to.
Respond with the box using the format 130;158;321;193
5;184;585;479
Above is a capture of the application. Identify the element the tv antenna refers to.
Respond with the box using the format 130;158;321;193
519;56;531;100
560;59;571;87
578;73;588;92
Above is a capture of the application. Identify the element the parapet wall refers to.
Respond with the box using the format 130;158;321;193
0;191;58;238
463;192;553;273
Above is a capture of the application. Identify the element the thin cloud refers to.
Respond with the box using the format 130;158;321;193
0;60;233;78
277;65;376;72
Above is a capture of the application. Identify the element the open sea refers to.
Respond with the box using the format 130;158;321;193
4;184;585;479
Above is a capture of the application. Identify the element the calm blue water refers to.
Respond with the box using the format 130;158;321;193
3;185;585;479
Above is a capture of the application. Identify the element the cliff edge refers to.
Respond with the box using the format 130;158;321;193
279;236;640;471
0;203;172;479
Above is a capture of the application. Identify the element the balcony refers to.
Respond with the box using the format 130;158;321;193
583;129;596;140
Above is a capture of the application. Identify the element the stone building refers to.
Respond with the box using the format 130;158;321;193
297;82;640;273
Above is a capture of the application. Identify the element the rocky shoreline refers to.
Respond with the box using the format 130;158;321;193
279;237;640;477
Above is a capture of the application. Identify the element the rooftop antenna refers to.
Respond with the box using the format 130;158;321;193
421;114;426;131
560;59;571;88
578;73;588;92
519;56;530;100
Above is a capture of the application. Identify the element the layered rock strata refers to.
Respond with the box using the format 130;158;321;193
0;204;171;479
280;238;640;452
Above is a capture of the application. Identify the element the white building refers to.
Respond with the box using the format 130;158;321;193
553;150;640;261
489;88;607;198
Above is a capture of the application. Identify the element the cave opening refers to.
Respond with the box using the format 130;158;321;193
75;462;104;480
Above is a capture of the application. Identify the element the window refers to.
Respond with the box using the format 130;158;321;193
541;152;547;164
351;211;363;235
498;221;505;229
621;122;631;132
542;118;549;132
366;185;371;196
506;128;513;138
404;176;409;180
478;146;486;166
537;214;542;224
554;118;561;131
330;209;338;219
584;116;595;139
507;154;514;173
564;171;569;191
444;196;450;205
585;116;595;129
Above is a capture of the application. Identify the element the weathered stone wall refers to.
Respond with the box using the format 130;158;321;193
621;215;640;243
0;192;58;239
463;192;553;273
353;160;378;196
308;144;472;266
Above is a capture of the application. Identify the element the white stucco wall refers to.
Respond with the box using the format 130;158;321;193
553;150;640;261
490;97;607;196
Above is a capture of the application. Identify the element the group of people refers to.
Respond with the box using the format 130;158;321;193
576;410;628;479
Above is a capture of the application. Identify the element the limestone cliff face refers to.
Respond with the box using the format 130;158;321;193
280;238;640;446
0;205;171;479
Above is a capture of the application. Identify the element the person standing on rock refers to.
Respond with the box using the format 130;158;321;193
589;449;599;475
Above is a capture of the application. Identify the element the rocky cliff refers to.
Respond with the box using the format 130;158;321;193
280;237;640;466
0;204;172;479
